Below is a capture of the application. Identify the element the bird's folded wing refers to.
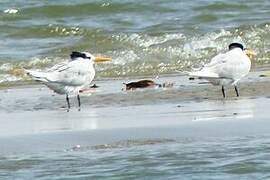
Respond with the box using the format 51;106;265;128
204;50;249;79
188;71;220;78
46;60;91;86
188;53;228;78
47;62;70;72
188;48;250;80
204;53;227;68
188;51;236;78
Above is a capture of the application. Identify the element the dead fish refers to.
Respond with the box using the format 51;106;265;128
123;80;174;90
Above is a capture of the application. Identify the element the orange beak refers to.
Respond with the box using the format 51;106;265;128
94;57;112;63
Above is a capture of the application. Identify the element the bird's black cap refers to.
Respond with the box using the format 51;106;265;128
228;43;244;50
70;51;88;59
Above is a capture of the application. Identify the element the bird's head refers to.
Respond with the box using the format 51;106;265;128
70;51;111;63
228;43;256;59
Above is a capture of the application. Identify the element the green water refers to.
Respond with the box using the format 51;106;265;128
2;136;270;180
0;0;270;84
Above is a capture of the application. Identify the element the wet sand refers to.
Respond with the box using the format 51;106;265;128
1;72;270;155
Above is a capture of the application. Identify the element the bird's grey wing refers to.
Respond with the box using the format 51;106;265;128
190;49;250;80
189;53;228;78
47;60;93;86
47;62;70;72
207;50;250;80
204;53;227;68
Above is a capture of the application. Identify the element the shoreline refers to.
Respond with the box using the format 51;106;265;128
1;64;270;90
0;72;270;155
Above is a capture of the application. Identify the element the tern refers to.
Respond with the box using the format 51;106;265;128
188;43;256;98
26;51;111;111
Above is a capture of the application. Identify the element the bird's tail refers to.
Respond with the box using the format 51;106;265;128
177;66;220;78
25;69;50;82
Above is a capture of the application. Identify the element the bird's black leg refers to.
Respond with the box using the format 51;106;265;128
222;86;226;98
66;94;70;112
77;94;81;111
234;85;239;97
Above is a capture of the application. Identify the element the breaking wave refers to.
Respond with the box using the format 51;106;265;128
0;23;269;86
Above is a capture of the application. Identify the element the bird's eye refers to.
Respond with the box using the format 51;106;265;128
82;54;91;59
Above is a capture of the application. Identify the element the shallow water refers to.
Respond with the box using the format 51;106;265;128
0;0;270;85
1;75;270;179
2;135;270;179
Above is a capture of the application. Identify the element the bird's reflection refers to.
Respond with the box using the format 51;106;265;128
32;109;99;134
192;98;255;122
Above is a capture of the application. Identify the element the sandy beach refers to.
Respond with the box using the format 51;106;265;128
1;72;270;179
1;72;270;154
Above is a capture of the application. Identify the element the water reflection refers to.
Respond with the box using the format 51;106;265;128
32;110;100;133
191;98;255;122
